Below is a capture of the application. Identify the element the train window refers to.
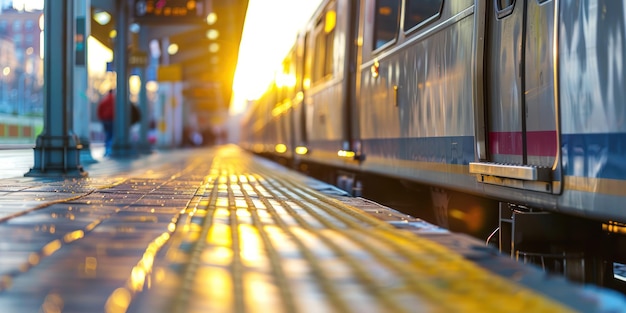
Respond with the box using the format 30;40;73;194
497;0;515;10
403;0;443;31
303;32;312;90
496;0;515;18
373;0;400;50
312;1;336;83
313;30;325;83
324;9;335;78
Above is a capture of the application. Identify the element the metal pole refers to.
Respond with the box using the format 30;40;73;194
111;0;133;156
74;0;97;163
137;26;152;153
26;0;86;177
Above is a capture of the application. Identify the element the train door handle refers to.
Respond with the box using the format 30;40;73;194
393;85;400;107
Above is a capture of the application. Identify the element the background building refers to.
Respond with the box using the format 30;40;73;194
0;3;44;144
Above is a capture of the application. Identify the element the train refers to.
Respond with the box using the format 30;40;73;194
239;0;626;289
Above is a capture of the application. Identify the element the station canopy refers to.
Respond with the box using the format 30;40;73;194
90;0;249;111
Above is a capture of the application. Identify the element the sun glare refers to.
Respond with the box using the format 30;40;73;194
230;0;322;115
87;36;113;75
12;0;43;11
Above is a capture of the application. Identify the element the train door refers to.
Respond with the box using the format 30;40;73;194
301;0;362;165
295;33;308;150
470;0;561;193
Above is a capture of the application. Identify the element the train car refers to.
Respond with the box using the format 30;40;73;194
240;0;626;290
240;47;299;165
240;82;277;157
295;0;362;171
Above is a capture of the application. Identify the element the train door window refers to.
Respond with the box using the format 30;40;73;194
403;0;443;32
324;8;336;78
303;32;312;90
312;1;336;84
312;22;326;83
295;38;304;91
300;33;310;143
496;0;515;18
373;0;400;50
498;0;515;10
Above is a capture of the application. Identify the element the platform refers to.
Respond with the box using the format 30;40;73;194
0;145;624;312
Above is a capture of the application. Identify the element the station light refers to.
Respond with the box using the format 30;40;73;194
146;81;159;93
338;150;356;158
209;43;219;53
94;10;112;25
129;23;141;33
187;0;197;10
275;144;287;154
129;75;141;97
206;12;217;25
603;221;626;235
168;43;179;55
295;146;308;155
206;29;219;40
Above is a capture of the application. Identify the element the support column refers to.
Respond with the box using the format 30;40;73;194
74;0;97;163
137;27;152;154
111;0;134;157
26;0;87;177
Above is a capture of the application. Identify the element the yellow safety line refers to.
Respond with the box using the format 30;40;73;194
256;173;419;313
255;172;445;312
227;174;246;313
236;175;298;313
243;172;353;312
251;159;576;313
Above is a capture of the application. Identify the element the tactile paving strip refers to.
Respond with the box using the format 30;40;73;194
149;147;575;313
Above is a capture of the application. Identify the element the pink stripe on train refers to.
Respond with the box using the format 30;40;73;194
489;131;557;157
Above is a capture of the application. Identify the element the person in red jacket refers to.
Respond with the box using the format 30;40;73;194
97;89;115;156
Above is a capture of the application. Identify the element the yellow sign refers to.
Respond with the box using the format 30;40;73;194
157;65;182;81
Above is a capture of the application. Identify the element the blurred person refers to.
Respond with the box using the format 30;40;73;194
97;89;115;156
148;119;157;145
97;90;142;156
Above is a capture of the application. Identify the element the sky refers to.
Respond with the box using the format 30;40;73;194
3;0;42;11
230;0;323;115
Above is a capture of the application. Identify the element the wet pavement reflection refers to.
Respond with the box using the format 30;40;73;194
0;148;212;312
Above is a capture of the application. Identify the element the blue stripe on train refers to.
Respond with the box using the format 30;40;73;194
561;133;626;180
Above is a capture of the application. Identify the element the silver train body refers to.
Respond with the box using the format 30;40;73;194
240;0;626;225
